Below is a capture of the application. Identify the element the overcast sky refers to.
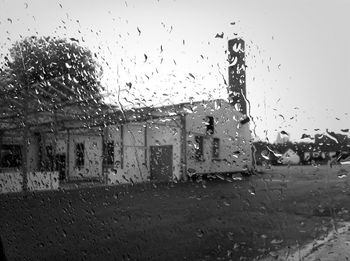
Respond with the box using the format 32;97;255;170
0;0;349;142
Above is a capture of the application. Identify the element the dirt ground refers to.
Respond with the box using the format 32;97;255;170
0;165;349;260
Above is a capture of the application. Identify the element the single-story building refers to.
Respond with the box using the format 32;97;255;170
0;99;253;192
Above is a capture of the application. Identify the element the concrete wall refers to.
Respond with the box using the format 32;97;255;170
107;100;253;183
106;121;182;184
106;124;148;184
123;124;148;182
0;171;59;193
185;100;252;175
28;171;59;191
0;172;22;193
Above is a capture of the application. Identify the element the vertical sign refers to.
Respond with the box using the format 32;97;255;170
228;38;246;115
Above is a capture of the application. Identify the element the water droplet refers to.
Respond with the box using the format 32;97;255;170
337;173;347;179
196;229;204;238
270;239;283;244
248;187;256;196
340;161;350;165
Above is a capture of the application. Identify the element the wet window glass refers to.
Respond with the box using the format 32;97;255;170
0;0;349;260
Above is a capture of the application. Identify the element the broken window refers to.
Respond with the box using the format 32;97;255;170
104;141;114;166
206;116;214;135
0;144;22;168
212;138;220;158
75;143;85;167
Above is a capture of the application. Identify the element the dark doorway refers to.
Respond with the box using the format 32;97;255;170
150;145;173;182
56;154;66;180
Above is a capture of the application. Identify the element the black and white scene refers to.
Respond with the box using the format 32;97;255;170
0;0;349;260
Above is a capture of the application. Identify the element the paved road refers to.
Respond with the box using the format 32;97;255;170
0;165;349;260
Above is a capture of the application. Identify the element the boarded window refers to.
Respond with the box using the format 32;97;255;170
206;116;214;135
0;144;22;168
212;138;220;158
75;143;84;167
104;141;114;166
195;136;204;161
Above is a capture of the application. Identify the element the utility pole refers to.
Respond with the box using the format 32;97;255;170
22;84;29;192
19;42;29;192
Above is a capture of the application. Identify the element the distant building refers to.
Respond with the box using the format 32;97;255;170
314;130;350;152
279;148;300;165
253;130;350;166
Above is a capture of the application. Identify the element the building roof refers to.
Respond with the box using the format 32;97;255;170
0;79;233;134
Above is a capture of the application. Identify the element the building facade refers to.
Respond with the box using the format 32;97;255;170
0;99;253;192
